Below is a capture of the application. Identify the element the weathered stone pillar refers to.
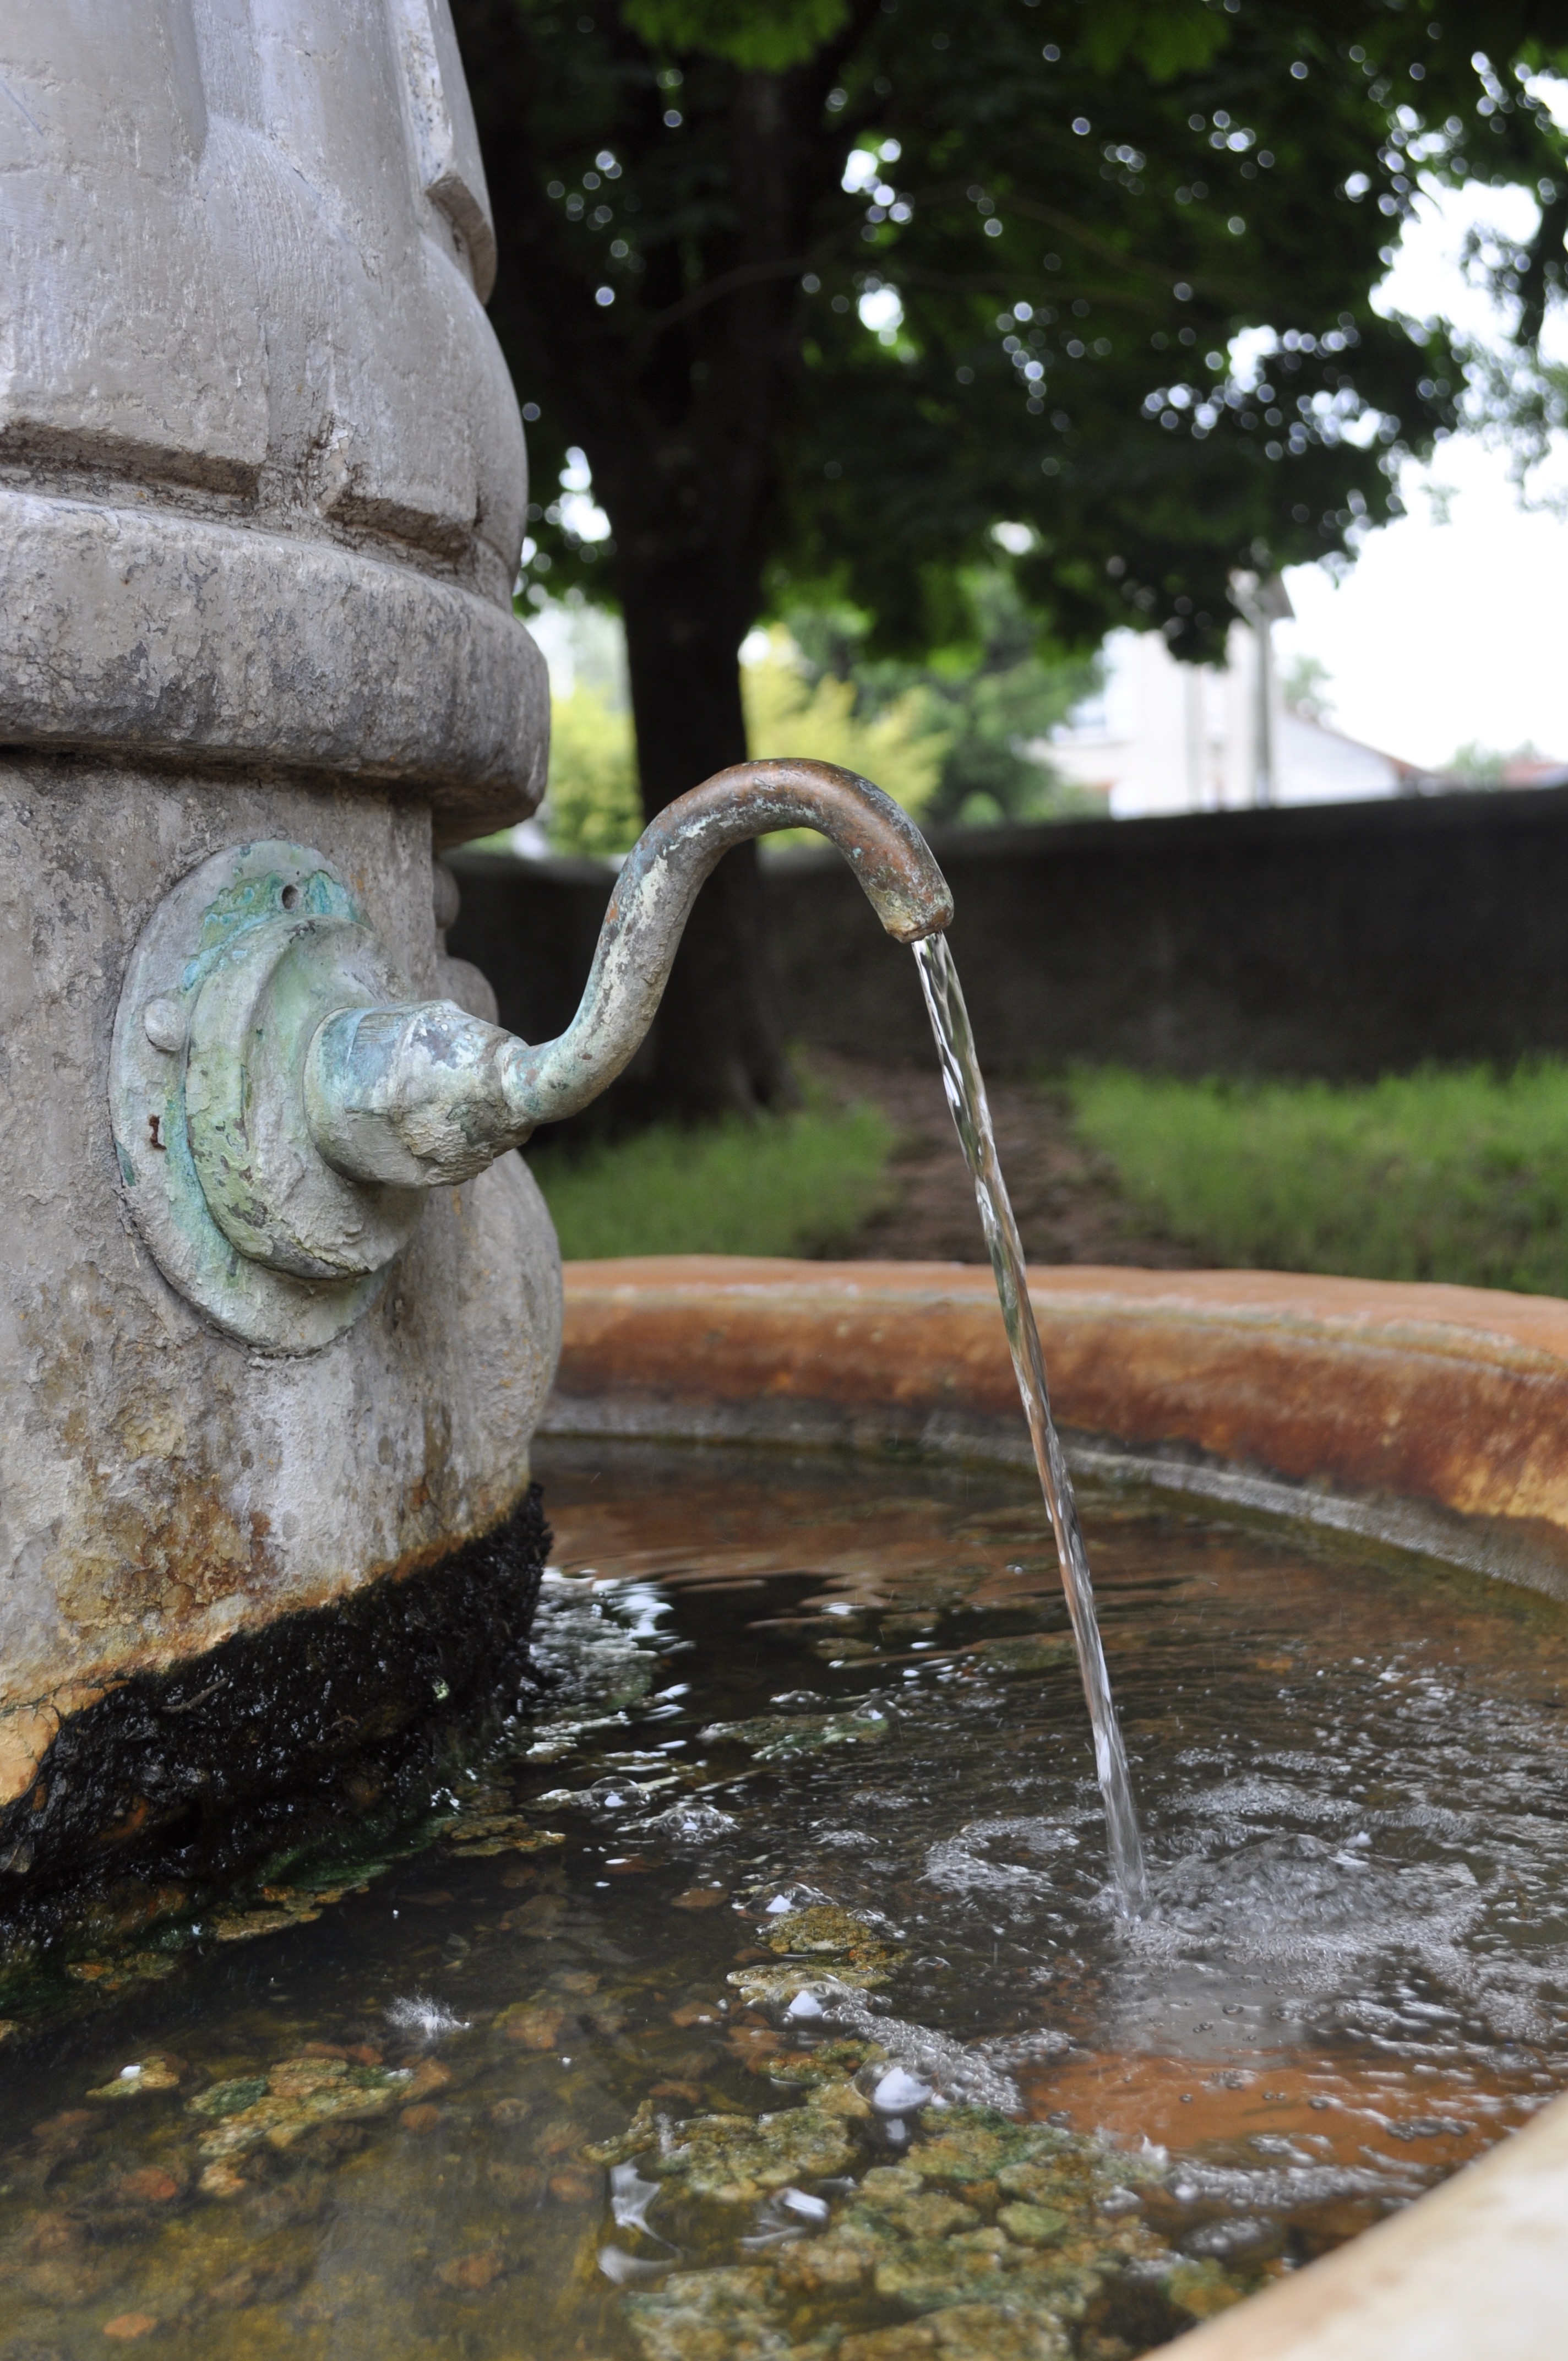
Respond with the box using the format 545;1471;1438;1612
0;1;557;1811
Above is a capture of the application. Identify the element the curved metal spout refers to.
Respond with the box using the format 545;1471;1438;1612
306;760;952;1188
514;757;952;1127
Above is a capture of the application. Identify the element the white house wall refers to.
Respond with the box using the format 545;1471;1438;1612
1047;625;1404;815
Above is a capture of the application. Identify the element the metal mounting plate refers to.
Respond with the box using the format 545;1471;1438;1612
110;841;416;1354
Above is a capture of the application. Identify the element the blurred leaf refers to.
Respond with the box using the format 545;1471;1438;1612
744;626;950;830
782;573;1104;825
543;682;642;856
1079;0;1228;83
622;0;850;70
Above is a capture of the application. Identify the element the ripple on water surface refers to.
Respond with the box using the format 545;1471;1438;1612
2;1439;1567;2357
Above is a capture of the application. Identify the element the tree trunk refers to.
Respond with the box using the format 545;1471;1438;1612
451;0;843;1122
616;554;796;1123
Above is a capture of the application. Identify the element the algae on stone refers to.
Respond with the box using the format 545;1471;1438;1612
624;2264;792;2361
842;2302;1070;2360
997;2201;1069;2246
728;1903;903;2004
646;2091;869;2205
186;2055;413;2159
211;1906;318;1941
700;1711;892;1761
751;2036;886;2088
1162;2256;1248;2321
448;1818;567;1857
64;1949;177;1988
962;1635;1077;1675
611;2043;1257;2361
88;2056;182;2101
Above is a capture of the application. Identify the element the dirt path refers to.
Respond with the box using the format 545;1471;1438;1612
810;1052;1199;1270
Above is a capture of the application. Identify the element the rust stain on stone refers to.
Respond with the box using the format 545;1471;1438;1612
21;1265;284;1653
555;1257;1568;1571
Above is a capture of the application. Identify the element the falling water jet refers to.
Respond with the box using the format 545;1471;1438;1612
914;932;1150;1913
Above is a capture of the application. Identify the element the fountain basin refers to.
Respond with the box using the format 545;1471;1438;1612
550;1258;1568;1597
546;1254;1568;2361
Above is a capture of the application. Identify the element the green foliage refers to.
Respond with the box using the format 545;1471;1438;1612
743;627;949;822
785;573;1104;825
543;681;643;855
1072;1062;1568;1295
459;0;1568;672
530;1098;897;1257
621;0;849;73
1282;652;1333;723
1079;1;1229;85
1444;741;1509;785
1442;740;1542;785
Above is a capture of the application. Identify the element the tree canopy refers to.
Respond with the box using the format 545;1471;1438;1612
458;0;1568;662
452;0;1568;1114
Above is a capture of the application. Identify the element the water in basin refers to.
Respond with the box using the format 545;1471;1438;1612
3;1441;1568;2357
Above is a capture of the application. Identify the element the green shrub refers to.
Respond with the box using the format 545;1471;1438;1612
542;682;643;857
530;1100;897;1260
743;626;950;841
1071;1062;1568;1296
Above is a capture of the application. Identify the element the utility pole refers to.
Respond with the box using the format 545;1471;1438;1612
1184;663;1207;809
1231;572;1295;806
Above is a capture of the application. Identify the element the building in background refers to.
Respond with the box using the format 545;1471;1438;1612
1048;605;1430;818
511;588;1568;844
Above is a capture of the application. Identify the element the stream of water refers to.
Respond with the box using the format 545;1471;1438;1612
914;932;1150;1913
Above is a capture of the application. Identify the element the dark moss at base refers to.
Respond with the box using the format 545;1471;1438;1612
0;1485;551;1964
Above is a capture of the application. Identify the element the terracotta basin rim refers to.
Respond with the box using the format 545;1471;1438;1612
551;1256;1568;1602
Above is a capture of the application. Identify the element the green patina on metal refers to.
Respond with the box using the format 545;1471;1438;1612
112;768;952;1352
110;841;400;1352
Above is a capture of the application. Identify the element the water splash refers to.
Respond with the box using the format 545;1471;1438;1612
385;1993;470;2041
914;931;1149;1912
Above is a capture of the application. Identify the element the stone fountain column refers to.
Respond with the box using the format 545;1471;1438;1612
0;2;558;1817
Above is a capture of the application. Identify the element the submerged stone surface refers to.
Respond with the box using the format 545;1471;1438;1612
616;2060;1245;2358
598;1891;1251;2360
188;2057;416;2159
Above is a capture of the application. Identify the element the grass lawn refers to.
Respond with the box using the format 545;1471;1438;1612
529;1098;897;1261
1072;1062;1568;1297
526;1056;1568;1297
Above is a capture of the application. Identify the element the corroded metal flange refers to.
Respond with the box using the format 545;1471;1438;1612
110;770;951;1354
110;841;423;1353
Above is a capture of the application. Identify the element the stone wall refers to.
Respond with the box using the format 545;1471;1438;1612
450;781;1568;1092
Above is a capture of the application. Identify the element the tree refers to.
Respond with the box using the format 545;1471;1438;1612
782;572;1104;824
451;0;1568;1118
1282;650;1334;723
532;616;952;854
743;625;950;822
